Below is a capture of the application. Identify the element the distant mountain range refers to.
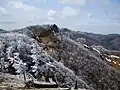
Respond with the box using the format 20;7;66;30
0;24;120;90
61;28;120;51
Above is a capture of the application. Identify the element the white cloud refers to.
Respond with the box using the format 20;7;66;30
0;0;119;34
8;1;28;9
0;0;80;30
7;1;43;22
48;10;57;20
88;13;92;17
8;1;40;12
59;0;86;5
0;0;47;30
61;6;79;17
0;7;8;14
90;0;110;6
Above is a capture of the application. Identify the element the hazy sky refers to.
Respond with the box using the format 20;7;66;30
0;0;120;34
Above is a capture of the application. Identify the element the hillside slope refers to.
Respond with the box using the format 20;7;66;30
62;29;120;50
0;24;120;90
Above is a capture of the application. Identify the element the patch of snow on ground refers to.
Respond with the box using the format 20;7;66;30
106;58;112;62
110;55;119;59
112;61;117;64
84;44;89;49
92;47;100;54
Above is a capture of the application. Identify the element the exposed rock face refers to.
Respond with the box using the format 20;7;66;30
0;24;120;90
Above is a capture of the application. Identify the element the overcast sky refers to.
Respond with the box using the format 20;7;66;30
0;0;120;34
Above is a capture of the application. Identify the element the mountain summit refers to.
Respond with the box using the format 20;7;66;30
0;24;120;90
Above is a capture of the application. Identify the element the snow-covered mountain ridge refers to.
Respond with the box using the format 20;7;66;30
0;24;120;90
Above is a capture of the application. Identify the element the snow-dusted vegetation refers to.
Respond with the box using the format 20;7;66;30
0;24;120;90
0;31;89;89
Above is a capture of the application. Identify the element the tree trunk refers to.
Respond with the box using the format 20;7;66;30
23;72;26;82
